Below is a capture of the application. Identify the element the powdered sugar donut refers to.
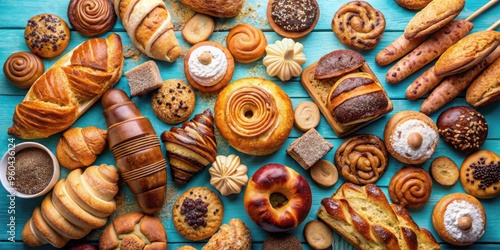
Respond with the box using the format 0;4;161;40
384;111;438;164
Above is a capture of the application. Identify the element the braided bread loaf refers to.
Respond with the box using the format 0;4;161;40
318;183;440;250
7;34;123;139
22;164;119;248
113;0;181;62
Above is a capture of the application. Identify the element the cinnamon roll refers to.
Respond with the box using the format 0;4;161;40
226;24;267;63
332;1;386;50
68;0;116;37
214;77;293;156
334;134;388;184
3;52;44;89
389;166;432;208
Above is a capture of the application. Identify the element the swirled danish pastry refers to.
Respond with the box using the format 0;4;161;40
332;1;386;50
226;24;267;63
214;78;293;156
334;134;388;184
3;52;44;89
68;0;116;37
389;166;432;208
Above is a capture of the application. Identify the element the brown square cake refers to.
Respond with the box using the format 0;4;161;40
287;128;333;170
125;60;163;96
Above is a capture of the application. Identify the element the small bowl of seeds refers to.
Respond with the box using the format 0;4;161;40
0;142;60;198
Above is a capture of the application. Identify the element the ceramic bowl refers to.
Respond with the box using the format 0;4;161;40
0;142;60;198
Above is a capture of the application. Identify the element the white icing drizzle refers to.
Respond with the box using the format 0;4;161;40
444;200;485;243
391;119;437;160
188;46;227;86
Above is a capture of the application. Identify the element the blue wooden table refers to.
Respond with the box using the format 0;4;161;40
0;0;499;249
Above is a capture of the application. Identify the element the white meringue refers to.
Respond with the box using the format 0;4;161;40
209;154;248;196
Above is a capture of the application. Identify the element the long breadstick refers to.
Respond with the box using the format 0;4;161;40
386;19;473;84
375;35;428;66
405;66;442;100
420;46;500;114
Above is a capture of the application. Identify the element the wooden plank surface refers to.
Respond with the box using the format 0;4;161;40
0;0;499;249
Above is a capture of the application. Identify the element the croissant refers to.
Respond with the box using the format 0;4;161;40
161;109;218;184
102;89;167;215
56;126;107;170
318;183;440;250
21;164;119;248
7;34;123;139
113;0;181;62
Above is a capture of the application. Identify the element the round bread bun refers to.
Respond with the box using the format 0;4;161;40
226;24;267;63
384;110;438;165
3;52;44;89
430;156;459;186
214;77;294;156
184;41;234;93
24;14;70;58
432;193;486;246
266;0;319;38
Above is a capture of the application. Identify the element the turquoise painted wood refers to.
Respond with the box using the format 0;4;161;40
0;0;499;249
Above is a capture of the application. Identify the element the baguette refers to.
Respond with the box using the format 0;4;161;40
421;46;500;114
386;19;473;84
8;34;123;139
466;51;500;106
405;66;442;100
375;34;428;66
404;0;464;40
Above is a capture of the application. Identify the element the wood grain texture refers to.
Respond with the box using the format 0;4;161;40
0;0;499;249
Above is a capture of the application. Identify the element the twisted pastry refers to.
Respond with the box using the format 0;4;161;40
161;109;218;184
332;1;386;50
389;167;432;208
226;24;267;63
68;0;116;37
3;52;44;89
215;78;294;156
22;164;119;248
334;134;388;184
56;126;107;170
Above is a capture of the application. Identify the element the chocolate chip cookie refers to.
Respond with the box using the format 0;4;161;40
152;79;196;124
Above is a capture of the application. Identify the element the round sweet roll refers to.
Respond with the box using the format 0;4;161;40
24;14;70;58
184;41;234;92
389;166;432;208
244;164;312;232
267;0;319;38
432;193;486;246
215;78;293;156
332;1;386;50
384;111;438;165
334;134;388;184
68;0;116;37
460;150;500;199
3;52;44;89
226;24;267;63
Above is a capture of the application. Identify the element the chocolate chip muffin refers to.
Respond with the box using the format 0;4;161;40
152;79;196;124
172;187;224;241
24;14;70;58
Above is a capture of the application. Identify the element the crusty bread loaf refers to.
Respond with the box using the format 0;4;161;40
179;0;243;18
114;0;181;62
22;164;119;248
466;49;500;106
318;183;441;250
404;0;465;40
8;34;123;139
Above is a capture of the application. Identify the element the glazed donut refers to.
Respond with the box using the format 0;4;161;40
184;41;234;93
334;134;388;184
226;24;267;63
214;77;294;156
67;0;116;37
460;150;500;199
384;111;439;165
3;52;44;89
389;166;432;208
332;1;386;50
244;164;312;232
432;193;486;246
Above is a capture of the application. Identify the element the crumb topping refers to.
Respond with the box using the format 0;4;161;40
271;0;318;32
